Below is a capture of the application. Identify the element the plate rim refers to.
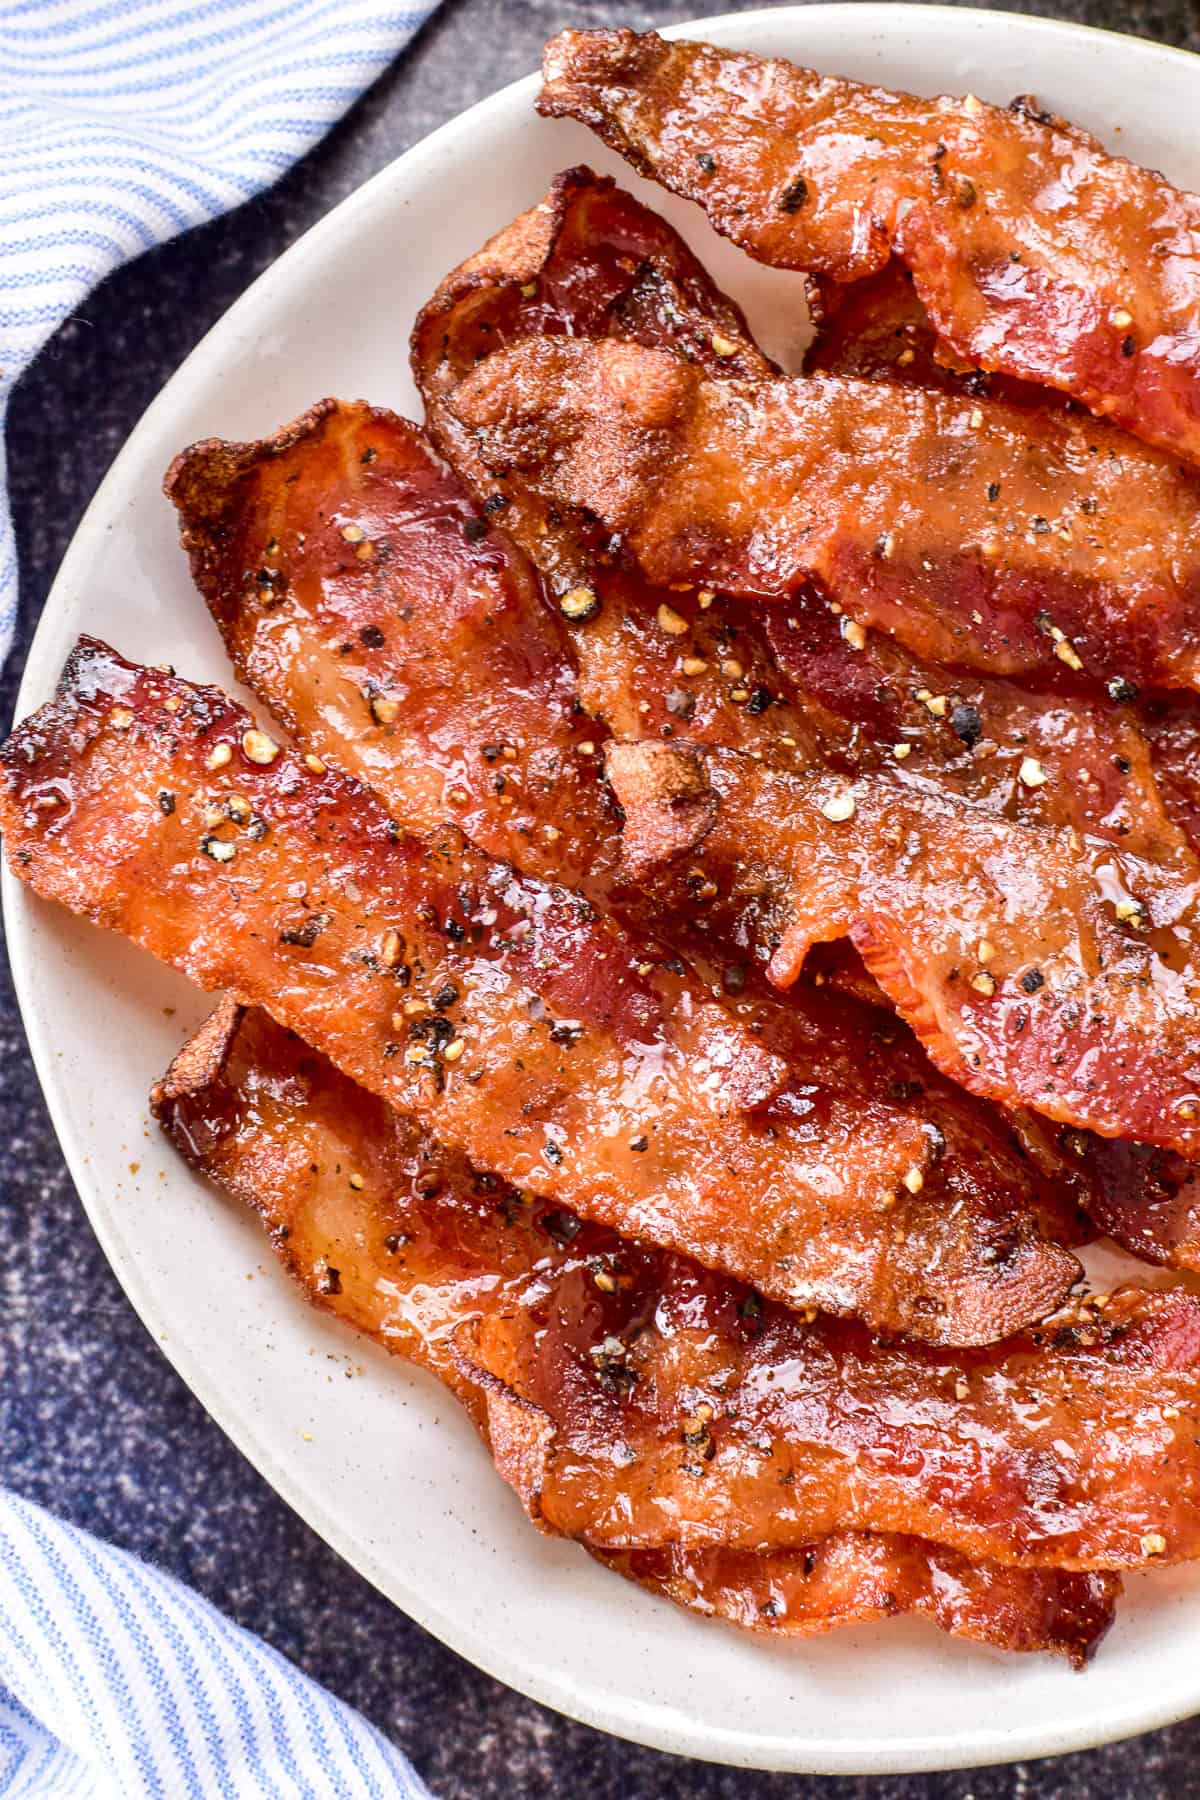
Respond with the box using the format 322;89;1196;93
8;3;1200;1772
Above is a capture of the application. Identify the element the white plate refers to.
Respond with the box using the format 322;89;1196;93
8;5;1200;1774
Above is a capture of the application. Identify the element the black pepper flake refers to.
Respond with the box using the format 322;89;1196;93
383;1232;409;1253
949;701;983;749
1020;968;1045;994
629;1135;649;1153
483;493;510;515
549;1021;582;1046
322;1265;342;1295
360;446;377;464
745;686;774;716
443;917;465;942
1122;335;1136;357
777;173;809;212
541;1208;580;1245
663;958;686;976
1032;516;1051;534
1114;755;1131;775
696;150;717;174
247;816;268;841
280;911;330;948
544;1139;564;1166
433;982;459;1010
1108;675;1139;703
157;790;176;815
986;481;1000;502
463;518;488;543
481;743;504;762
359;623;385;649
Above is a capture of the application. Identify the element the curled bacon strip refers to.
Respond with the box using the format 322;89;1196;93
165;394;1092;1312
165;399;621;895
1;639;1082;1343
539;28;1200;470
154;999;1117;1662
449;334;1200;694
413;163;772;466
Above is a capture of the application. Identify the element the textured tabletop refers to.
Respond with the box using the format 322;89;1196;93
2;3;1197;1794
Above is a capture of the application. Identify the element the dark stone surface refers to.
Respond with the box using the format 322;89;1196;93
1;1;1195;1793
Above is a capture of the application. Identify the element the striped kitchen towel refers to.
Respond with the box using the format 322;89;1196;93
0;0;438;667
0;1486;433;1798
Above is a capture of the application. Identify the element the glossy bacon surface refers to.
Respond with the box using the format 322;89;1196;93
539;28;1200;468
410;189;1200;1195
449;335;1200;694
164;379;1095;1293
606;739;1200;1156
609;1541;1116;1659
165;400;621;894
468;1248;1200;1569
0;639;1086;1344
805;260;1059;411
156;1000;1117;1662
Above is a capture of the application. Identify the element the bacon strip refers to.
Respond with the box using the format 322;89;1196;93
608;1542;1116;1660
467;1247;1200;1570
413;163;772;470
606;738;1200;1156
805;259;1060;411
1;639;1085;1344
164;400;621;895
449;334;1200;694
538;28;1200;469
155;999;1117;1662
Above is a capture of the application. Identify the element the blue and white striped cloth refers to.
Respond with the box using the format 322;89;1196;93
0;0;437;664
0;1487;432;1797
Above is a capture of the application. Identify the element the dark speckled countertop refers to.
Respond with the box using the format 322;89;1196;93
1;3;1197;1794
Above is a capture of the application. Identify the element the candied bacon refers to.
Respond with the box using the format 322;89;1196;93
1;639;1085;1344
798;253;1200;871
164;399;621;896
605;739;1200;1156
539;28;1200;469
156;999;1117;1662
164;388;1091;1291
466;1247;1200;1569
449;335;1200;695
